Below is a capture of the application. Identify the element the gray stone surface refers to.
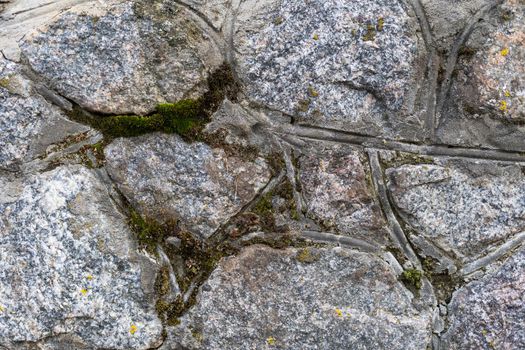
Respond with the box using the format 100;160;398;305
104;133;271;239
441;245;525;349
437;0;525;151
420;0;492;50
3;0;525;348
298;142;390;246
20;0;222;115
167;245;432;350
0;56;89;169
234;0;427;140
386;158;525;263
0;165;162;349
0;0;90;61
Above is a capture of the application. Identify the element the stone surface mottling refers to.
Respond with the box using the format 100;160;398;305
0;57;89;169
438;0;525;151
2;0;525;348
234;0;426;140
387;159;525;262
0;166;162;349
442;245;525;349
21;0;222;115
167;245;432;350
299;143;389;245
105;133;271;239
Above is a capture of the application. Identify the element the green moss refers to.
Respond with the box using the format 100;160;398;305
252;192;276;232
129;209;165;254
307;86;319;98
296;248;320;263
0;77;10;89
67;63;240;142
377;17;385;32
362;23;376;41
191;329;204;343
401;269;423;290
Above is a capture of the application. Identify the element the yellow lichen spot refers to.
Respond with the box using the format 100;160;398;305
500;47;509;56
313;33;319;40
499;100;507;112
80;288;88;296
86;274;93;280
307;86;319;98
335;308;343;317
266;336;276;346
130;324;138;335
482;329;488;336
0;305;4;312
504;90;511;97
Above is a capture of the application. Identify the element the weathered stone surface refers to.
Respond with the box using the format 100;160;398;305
0;0;90;61
20;0;222;115
166;245;432;350
437;0;525;151
104;133;271;239
441;245;525;349
420;0;492;49
0;165;162;349
298;143;389;245
182;0;231;32
0;57;89;169
386;158;525;263
4;0;525;348
234;0;426;140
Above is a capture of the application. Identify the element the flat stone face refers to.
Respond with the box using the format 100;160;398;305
104;133;271;239
386;158;525;262
0;165;162;349
168;245;431;350
441;245;525;349
0;57;89;169
20;0;222;115
298;143;389;245
234;0;426;140
420;0;492;49
437;0;525;151
0;0;91;61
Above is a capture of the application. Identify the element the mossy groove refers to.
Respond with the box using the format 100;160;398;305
68;63;240;142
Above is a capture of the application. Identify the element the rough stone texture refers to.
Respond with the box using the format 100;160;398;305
104;133;271;239
298;142;390;246
441;245;525;349
234;0;427;140
167;245;432;350
3;0;525;348
0;57;89;169
437;0;525;151
386;158;525;263
0;165;162;349
0;0;90;61
182;0;231;32
420;0;492;50
20;0;223;115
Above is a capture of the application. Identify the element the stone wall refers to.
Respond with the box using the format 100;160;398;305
1;0;524;349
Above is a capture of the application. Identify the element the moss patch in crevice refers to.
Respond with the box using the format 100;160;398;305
67;63;240;142
400;268;423;290
379;151;435;169
249;177;298;234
